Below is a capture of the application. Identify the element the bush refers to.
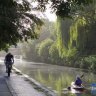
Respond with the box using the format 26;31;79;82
37;38;53;62
75;56;96;71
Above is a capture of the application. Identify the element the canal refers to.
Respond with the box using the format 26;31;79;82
14;60;96;96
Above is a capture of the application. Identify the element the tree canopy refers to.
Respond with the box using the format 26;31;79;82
0;0;43;51
34;0;93;18
0;0;93;51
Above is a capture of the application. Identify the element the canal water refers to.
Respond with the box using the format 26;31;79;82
14;60;96;96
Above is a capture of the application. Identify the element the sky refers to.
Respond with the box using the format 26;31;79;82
44;8;57;22
17;0;57;22
31;1;57;22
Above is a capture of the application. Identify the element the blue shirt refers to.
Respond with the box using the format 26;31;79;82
75;78;82;86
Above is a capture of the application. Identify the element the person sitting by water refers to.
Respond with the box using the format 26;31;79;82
75;75;82;86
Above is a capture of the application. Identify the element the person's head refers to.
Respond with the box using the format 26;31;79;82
7;52;11;55
76;75;80;79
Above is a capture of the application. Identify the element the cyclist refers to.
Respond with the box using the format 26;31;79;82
4;53;14;72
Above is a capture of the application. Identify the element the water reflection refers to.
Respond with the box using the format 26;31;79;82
14;61;96;96
33;70;73;96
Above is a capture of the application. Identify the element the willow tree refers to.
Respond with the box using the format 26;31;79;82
69;17;86;53
54;0;96;58
70;0;96;55
56;17;73;58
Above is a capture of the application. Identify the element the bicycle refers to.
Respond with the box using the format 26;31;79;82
7;64;12;77
6;61;13;77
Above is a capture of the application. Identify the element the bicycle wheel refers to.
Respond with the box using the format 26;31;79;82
8;66;11;77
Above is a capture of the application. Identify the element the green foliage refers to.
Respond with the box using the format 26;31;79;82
21;19;56;62
79;56;96;71
35;0;93;18
56;18;67;58
21;41;40;61
0;0;94;51
0;0;43;51
53;1;96;68
56;17;78;58
69;17;87;51
69;1;96;55
73;55;96;73
37;38;53;62
49;43;60;64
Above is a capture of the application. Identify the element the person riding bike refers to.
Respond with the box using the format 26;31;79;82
4;53;14;72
